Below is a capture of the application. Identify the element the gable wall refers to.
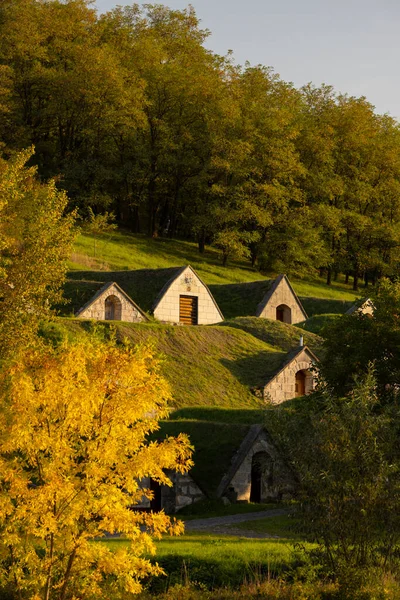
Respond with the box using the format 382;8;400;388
263;349;316;404
358;301;374;316
137;472;205;513
154;268;222;324
257;279;305;323
228;431;295;502
78;285;146;323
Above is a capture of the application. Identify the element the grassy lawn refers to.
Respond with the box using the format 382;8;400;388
177;500;283;520
59;319;302;409
99;530;306;591
70;232;360;309
233;514;302;539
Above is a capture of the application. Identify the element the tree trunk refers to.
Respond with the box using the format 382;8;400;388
326;267;332;286
353;270;359;291
198;229;206;254
345;272;349;284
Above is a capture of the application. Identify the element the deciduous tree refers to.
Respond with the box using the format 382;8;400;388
0;336;192;599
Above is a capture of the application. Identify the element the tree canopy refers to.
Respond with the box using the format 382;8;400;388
1;1;400;285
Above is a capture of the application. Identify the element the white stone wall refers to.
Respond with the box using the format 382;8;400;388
228;432;294;502
358;300;374;317
154;267;223;325
257;278;305;324
263;349;317;404
78;285;146;323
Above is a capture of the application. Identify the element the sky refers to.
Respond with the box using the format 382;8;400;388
95;0;400;120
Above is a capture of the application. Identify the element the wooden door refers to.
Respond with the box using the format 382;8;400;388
179;295;198;325
276;308;284;322
295;371;306;397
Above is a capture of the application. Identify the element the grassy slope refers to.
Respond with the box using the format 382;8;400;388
60;319;311;409
67;232;360;320
157;420;250;496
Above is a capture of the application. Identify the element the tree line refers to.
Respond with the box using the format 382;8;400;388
1;0;400;288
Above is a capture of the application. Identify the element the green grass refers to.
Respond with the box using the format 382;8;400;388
99;531;305;591
70;231;263;285
170;407;266;424
220;317;323;355
297;314;342;335
156;420;254;496
59;319;303;409
68;232;360;320
176;499;282;520
234;514;301;539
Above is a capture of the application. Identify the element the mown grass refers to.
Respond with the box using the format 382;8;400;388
170;407;266;424
156;420;252;495
100;530;306;592
69;232;360;316
234;514;301;539
177;499;282;520
297;314;342;335
60;319;297;409
220;317;323;355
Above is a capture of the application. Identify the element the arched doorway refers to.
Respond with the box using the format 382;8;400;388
295;370;306;397
150;479;162;512
104;295;122;320
276;304;292;324
250;452;273;503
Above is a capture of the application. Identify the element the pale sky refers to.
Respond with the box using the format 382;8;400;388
95;0;400;120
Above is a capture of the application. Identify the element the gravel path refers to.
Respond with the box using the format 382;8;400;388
184;508;289;539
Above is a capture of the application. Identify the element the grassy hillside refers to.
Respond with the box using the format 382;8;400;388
219;317;323;354
156;420;251;496
68;232;360;315
58;318;321;409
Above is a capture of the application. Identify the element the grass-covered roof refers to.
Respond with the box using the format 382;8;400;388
155;420;252;496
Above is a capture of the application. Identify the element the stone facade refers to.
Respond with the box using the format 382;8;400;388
346;298;374;317
256;274;307;324
137;472;205;513
153;266;223;325
263;346;318;404
76;282;148;323
218;426;296;503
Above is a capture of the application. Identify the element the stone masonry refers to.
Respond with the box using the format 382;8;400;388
76;282;148;323
221;428;295;503
256;274;307;324
153;265;224;325
137;472;205;513
263;346;317;404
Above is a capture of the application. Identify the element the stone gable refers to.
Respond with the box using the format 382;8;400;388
263;346;318;404
346;298;374;317
256;274;307;324
75;282;148;323
152;265;224;325
218;426;296;503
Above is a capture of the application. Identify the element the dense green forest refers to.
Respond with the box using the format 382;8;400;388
1;0;400;288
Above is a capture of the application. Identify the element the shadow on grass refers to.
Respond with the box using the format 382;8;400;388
220;351;285;389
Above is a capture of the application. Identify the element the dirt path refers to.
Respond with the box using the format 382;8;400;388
184;508;288;539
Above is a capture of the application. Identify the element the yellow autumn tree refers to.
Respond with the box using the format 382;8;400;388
0;336;193;600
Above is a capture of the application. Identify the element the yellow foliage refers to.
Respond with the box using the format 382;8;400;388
0;337;193;599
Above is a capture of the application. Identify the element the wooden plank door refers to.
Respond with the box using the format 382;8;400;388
179;295;198;325
295;371;306;397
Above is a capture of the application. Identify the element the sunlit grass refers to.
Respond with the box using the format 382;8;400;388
70;231;360;305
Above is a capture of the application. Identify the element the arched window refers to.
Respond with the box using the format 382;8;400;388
250;452;273;503
276;304;292;324
104;295;122;321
